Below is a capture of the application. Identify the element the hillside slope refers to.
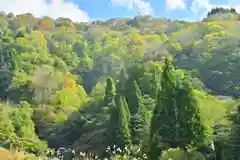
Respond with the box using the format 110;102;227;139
0;11;239;98
0;8;239;157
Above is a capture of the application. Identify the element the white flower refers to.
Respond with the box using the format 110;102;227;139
143;153;147;159
116;148;121;152
79;152;85;157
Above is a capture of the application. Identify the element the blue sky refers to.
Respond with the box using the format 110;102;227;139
0;0;239;22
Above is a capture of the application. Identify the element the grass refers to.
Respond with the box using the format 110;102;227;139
195;90;237;126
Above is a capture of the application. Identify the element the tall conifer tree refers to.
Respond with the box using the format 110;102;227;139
126;80;144;115
150;68;158;98
108;100;118;147
149;59;207;159
105;77;117;148
176;80;207;149
149;58;177;159
227;104;240;160
108;95;131;149
116;68;128;96
104;77;116;106
125;80;149;144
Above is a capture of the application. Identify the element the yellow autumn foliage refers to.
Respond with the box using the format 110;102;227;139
0;148;25;160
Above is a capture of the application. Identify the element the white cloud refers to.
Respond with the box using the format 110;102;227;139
191;0;211;13
165;0;185;10
0;0;89;22
190;0;240;19
191;0;240;14
165;0;240;17
111;0;153;15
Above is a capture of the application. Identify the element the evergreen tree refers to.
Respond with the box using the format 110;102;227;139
104;77;116;106
126;80;144;115
227;104;240;160
149;68;158;98
149;59;177;159
176;80;207;149
130;113;149;145
122;95;131;122
108;95;131;149
125;80;149;144
101;77;116;125
149;59;208;159
116;68;128;96
115;95;132;149
0;48;16;100
73;41;93;72
107;100;118;147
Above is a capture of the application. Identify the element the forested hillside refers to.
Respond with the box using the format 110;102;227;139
0;7;240;160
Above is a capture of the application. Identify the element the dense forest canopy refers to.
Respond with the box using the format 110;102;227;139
0;7;240;160
207;7;237;17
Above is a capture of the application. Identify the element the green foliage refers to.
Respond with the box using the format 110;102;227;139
0;10;239;159
15;28;25;38
91;80;106;101
175;81;208;148
104;77;116;106
125;80;143;115
0;102;48;155
149;59;179;159
33;104;57;139
124;80;149;144
149;69;158;98
227;104;240;160
108;95;132;150
0;103;16;142
10;102;35;138
149;59;208;159
115;95;132;149
207;7;236;17
116;68;128;96
160;148;188;160
160;148;206;160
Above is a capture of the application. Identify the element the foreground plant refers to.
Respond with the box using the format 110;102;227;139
75;145;147;160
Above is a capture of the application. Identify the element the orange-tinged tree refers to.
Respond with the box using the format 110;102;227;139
38;17;55;31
